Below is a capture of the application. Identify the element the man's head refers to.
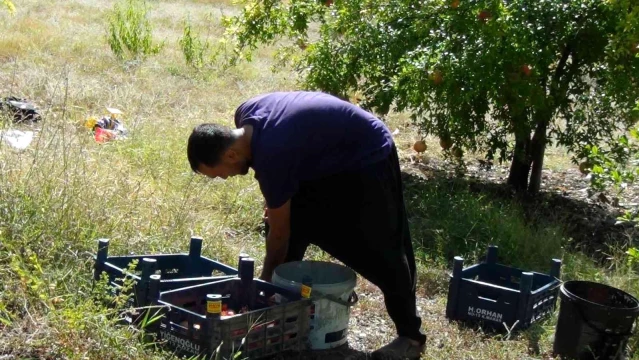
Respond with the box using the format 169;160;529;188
187;123;251;179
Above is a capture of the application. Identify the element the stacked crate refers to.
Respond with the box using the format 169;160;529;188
92;236;312;359
93;237;238;308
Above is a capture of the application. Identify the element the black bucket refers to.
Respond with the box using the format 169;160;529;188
553;281;639;359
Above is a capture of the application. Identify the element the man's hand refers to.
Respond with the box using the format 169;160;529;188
259;200;291;282
263;205;269;224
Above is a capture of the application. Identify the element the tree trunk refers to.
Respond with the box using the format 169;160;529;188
507;132;532;191
528;120;548;194
524;42;572;193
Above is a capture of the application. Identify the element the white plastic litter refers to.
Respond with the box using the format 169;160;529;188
0;129;34;150
106;107;123;115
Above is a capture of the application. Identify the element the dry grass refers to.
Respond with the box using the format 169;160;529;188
0;1;298;357
0;1;637;359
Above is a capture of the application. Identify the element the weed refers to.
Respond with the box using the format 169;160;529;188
107;0;163;60
179;16;210;69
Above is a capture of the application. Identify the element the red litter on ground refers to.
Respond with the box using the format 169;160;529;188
94;127;116;143
84;107;128;143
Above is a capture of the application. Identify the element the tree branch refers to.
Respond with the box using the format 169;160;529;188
550;43;573;100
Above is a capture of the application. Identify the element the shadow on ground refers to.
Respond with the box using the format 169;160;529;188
277;344;373;359
401;167;637;262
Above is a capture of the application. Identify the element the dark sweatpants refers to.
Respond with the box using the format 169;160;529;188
275;144;426;344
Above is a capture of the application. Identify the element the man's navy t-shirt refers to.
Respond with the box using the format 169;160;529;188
234;91;393;209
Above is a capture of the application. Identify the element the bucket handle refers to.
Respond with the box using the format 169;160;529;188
314;290;359;308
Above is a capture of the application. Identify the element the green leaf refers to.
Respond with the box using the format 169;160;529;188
619;135;629;146
214;341;224;360
139;307;163;329
218;0;639;194
2;0;15;14
611;170;622;183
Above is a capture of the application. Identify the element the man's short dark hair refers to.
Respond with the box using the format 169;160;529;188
187;123;236;173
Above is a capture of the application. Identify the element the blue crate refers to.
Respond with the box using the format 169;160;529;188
93;236;238;308
445;245;562;331
144;274;312;359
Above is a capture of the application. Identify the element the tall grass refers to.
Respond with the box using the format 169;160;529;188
0;0;289;355
405;177;564;272
1;0;638;358
0;117;177;358
0;70;269;357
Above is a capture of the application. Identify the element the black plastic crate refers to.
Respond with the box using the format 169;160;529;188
445;245;562;331
147;268;312;360
93;236;238;308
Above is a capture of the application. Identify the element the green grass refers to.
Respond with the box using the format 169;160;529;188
0;0;638;359
405;176;564;272
399;174;639;357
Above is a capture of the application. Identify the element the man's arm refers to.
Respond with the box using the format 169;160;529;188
259;199;291;282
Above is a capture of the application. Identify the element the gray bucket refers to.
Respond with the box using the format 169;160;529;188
272;261;357;350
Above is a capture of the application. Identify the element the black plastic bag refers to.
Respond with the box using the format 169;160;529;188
0;97;41;123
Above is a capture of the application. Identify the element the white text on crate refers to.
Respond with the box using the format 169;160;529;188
467;307;503;322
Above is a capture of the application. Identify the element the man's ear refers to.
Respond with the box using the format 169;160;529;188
224;149;238;162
